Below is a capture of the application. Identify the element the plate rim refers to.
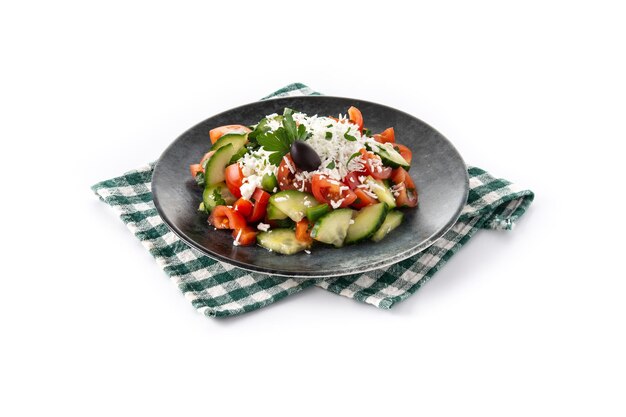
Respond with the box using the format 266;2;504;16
152;95;469;278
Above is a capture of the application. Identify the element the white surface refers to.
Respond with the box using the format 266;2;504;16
1;1;625;416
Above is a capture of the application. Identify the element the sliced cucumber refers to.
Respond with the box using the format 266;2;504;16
371;210;404;242
269;190;319;222
211;132;248;153
375;142;410;168
345;203;388;244
257;229;311;255
203;182;236;212
204;144;237;186
306;203;330;223
310;208;354;248
267;217;294;229
266;203;288;220
229;147;248;164
366;176;397;209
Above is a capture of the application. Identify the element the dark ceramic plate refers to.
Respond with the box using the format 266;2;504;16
152;96;468;278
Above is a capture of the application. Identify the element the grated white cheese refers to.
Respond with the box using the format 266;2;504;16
257;222;270;232
238;147;278;200
233;229;243;246
330;199;344;209
242;110;382;197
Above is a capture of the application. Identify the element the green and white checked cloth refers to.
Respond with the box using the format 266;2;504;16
92;83;534;317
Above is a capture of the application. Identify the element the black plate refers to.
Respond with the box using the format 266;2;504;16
152;96;468;278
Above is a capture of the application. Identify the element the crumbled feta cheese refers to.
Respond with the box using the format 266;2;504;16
330;199;344;209
257;222;270;232
233;229;242;246
283;155;295;174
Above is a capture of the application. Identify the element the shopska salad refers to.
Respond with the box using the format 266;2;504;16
188;106;418;255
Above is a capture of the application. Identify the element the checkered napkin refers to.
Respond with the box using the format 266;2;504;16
92;83;534;317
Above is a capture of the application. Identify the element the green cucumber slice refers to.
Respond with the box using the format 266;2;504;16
211;132;248;153
310;208;354;248
257;229;311;255
345;203;388;244
266;203;288;220
204;144;237;186
371;210;404;242
269;190;319;222
306;203;330;223
365;176;397;209
202;182;236;212
375;142;410;168
229;147;248;164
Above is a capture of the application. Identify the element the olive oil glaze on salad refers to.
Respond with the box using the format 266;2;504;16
188;106;418;255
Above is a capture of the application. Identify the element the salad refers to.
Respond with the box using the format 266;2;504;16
189;106;418;255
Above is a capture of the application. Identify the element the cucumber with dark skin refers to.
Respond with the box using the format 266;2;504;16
310;208;354;248
204;144;237;186
371;210;404;242
345;203;388;244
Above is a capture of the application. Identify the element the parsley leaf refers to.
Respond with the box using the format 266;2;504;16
326;161;335;169
257;108;310;165
347;151;361;164
344;129;357;142
283;108;297;141
195;172;205;187
326;124;333;128
212;189;226;206
248;118;270;145
325;132;333;140
363;128;372;137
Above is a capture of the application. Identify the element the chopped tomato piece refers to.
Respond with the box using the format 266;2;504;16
233;198;253;219
190;163;203;178
373;127;395;144
190;150;216;178
295;219;313;244
248;188;271;223
209;125;251;144
351;188;378;209
209;205;247;230
311;174;357;208
232;226;257;246
394;143;412;164
348;106;364;133
224;163;244;198
277;153;311;192
343;171;367;191
360;149;392;180
391;168;418;208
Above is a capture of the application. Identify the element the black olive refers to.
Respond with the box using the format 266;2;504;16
290;141;321;172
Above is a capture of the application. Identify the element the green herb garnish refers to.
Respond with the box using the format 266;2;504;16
212;189;226;206
363;128;372;137
257;108;308;165
347;151;361;164
326;161;335;169
325;132;333;140
344;129;357;142
195;172;205;187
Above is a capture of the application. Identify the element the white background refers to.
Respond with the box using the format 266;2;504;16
2;1;625;416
